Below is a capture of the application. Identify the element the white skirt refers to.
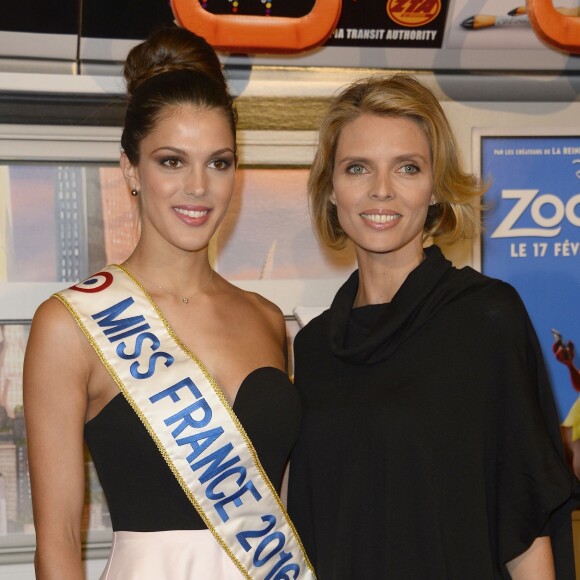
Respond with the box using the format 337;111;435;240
100;530;245;579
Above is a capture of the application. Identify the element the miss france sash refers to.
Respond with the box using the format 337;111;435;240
56;265;316;580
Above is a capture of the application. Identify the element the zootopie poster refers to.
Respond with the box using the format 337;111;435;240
480;134;580;427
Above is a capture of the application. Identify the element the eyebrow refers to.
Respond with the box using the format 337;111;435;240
394;153;430;164
151;146;235;156
336;153;430;166
335;156;368;167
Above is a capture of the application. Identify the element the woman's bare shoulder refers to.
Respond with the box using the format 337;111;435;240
227;282;283;321
27;295;89;366
30;295;79;337
33;294;70;318
24;296;90;441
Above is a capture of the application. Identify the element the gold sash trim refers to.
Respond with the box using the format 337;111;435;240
56;265;315;579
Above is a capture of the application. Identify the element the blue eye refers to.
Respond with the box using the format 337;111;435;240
401;164;419;174
347;164;365;174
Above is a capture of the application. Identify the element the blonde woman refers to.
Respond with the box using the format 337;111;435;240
288;74;578;580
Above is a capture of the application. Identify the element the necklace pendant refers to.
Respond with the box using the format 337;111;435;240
182;297;189;304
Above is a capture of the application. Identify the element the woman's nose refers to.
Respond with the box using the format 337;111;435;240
369;172;394;200
186;168;206;197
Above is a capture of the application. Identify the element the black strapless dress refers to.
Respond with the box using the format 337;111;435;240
85;366;301;532
85;366;301;579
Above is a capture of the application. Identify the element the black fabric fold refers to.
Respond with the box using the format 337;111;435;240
330;245;485;364
288;244;579;579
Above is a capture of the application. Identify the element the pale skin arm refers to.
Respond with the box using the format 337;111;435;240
23;298;89;580
506;536;555;580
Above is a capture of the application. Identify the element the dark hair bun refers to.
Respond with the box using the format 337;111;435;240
123;26;226;96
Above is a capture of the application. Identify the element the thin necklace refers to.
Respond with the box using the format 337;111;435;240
124;262;214;304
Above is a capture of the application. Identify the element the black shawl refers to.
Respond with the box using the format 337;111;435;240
288;245;578;579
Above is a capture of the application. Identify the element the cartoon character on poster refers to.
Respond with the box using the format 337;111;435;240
553;330;580;478
481;134;580;477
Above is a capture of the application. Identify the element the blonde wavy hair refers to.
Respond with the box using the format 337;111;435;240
308;74;486;249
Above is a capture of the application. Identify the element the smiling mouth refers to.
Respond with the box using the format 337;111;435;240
174;208;210;219
361;213;400;224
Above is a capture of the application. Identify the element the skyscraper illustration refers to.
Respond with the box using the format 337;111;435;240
55;166;88;282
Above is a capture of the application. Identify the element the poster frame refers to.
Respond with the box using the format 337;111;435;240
472;124;580;420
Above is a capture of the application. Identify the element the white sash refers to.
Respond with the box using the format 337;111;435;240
56;265;316;580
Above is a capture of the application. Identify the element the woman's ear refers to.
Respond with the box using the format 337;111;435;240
120;152;139;193
329;192;337;205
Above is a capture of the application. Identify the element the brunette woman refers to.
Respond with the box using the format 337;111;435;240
25;27;313;580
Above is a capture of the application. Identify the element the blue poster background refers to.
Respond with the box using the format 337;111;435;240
481;136;580;420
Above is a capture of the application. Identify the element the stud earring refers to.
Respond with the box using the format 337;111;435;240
131;189;139;197
330;199;336;206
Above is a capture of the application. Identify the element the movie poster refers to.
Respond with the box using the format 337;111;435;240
480;134;580;425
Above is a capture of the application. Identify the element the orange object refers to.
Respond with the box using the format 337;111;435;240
170;0;342;53
527;0;580;54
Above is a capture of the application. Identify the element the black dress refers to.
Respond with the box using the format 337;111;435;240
85;366;301;531
288;245;579;579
